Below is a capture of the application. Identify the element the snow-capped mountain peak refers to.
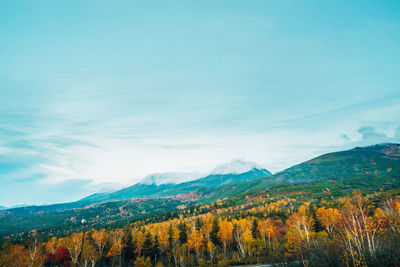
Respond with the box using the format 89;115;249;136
210;159;265;175
139;159;268;186
140;172;202;185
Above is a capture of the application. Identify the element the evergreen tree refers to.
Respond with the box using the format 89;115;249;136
232;223;238;252
310;204;324;232
122;225;135;263
178;222;188;244
195;217;204;231
168;223;174;249
153;234;161;263
251;218;259;239
210;217;220;246
142;232;154;260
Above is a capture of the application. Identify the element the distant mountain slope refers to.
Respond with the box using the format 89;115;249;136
2;144;398;220
273;143;400;183
0;199;97;218
0;197;199;238
85;168;272;203
0;166;271;218
193;143;400;203
1;144;399;238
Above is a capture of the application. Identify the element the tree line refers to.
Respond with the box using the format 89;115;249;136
1;190;400;266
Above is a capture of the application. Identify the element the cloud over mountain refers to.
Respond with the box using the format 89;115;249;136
210;159;266;175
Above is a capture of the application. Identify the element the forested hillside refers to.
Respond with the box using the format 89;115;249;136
1;189;400;266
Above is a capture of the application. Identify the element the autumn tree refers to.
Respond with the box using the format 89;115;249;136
55;246;71;266
91;228;108;259
233;219;252;257
257;218;281;251
201;217;213;241
134;256;152;267
187;229;205;255
383;198;400;232
106;230;124;266
218;219;233;255
59;233;82;265
26;230;45;267
44;236;59;258
135;230;146;256
337;193;380;266
316;207;341;236
82;241;99;267
287;206;315;245
0;243;29;267
286;205;315;263
206;240;216;261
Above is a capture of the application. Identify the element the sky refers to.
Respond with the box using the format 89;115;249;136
0;0;399;207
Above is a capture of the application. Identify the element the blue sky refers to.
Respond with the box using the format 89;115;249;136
0;0;399;206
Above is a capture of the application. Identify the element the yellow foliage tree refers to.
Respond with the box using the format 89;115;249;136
134;256;152;267
257;218;281;251
187;229;205;255
206;240;216;261
218;219;233;255
286;205;315;262
316;207;341;236
0;244;29;267
82;241;99;267
91;228;108;259
45;236;59;254
135;230;146;255
59;233;82;265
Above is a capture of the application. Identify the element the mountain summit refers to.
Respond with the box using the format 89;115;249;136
139;159;269;186
1;144;397;226
211;159;266;175
79;161;272;203
351;143;400;157
140;172;202;185
269;143;400;184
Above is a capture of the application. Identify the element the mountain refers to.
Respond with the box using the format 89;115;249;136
1;144;399;238
82;159;271;203
139;159;266;185
272;143;400;183
140;172;202;185
0;161;271;218
3;144;398;218
83;167;271;203
209;143;400;200
210;159;265;175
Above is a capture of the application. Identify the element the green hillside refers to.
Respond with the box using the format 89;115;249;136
89;168;271;203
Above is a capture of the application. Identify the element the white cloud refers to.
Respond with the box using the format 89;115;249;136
210;159;263;174
33;128;343;186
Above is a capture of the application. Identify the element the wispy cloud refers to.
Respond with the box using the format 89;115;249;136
1;0;399;206
356;126;400;145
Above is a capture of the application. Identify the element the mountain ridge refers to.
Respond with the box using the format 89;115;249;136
0;143;399;237
84;167;272;203
1;143;398;219
0;167;272;217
